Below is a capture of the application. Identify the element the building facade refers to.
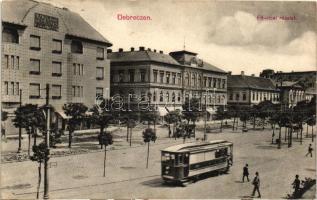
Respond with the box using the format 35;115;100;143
2;0;112;133
227;72;280;106
108;47;228;116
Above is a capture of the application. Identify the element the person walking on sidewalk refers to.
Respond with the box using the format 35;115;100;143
242;164;250;182
251;172;261;198
305;144;313;157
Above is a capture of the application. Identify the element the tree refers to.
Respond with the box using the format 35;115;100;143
182;98;202;137
90;101;113;149
239;106;251;131
63;103;88;148
214;106;229;132
30;142;48;199
99;132;113;177
227;105;239;131
307;117;316;142
13;104;45;155
121;110;138;146
1;110;8;139
256;100;274;129
165;110;181;138
293;101;309;145
140;110;160;133
142;128;157;168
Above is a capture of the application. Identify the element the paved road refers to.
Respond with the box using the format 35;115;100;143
1;128;316;199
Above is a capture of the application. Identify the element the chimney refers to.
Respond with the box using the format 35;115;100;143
107;49;112;53
159;50;163;54
147;48;151;51
131;47;134;51
228;71;232;75
153;49;156;52
241;71;245;76
118;48;123;52
139;46;145;51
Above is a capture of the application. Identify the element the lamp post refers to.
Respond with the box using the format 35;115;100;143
43;84;50;199
17;89;22;153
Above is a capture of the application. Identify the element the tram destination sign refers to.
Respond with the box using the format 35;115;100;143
34;13;59;31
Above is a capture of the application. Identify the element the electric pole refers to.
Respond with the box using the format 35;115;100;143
17;89;22;153
44;84;50;199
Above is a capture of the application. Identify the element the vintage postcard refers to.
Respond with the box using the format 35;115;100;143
0;0;316;199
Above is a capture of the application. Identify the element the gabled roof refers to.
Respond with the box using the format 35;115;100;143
203;61;227;73
228;75;277;91
2;0;111;46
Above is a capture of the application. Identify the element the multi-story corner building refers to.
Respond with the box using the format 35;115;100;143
227;72;280;106
1;0;112;133
260;69;316;102
108;47;228;116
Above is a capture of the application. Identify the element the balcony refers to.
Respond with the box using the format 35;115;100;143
29;71;41;75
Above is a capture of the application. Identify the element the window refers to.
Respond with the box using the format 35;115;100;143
203;77;207;87
30;35;40;50
222;79;226;89
16;56;19;69
166;72;170;84
256;92;259;101
217;78;221;88
97;47;104;60
140;70;146;82
178;93;181;102
73;63;83;75
235;93;240;101
172;73;176;84
4;55;9;68
96;87;103;97
153;91;157;102
2;28;19;43
229;93;233;100
252;92;255;101
29;83;40;99
172;92;175;102
11;56;14;70
52;85;61;99
52;39;62;53
160;72;164;83
15;82;19;96
72;86;83;97
96;67;104;80
243;93;247;101
213;78;217;88
208;78;212;87
129;69;135;82
71;40;83;54
166;92;170;102
198;75;201;87
52;61;62;76
119;70;124;82
185;73;189;85
10;82;14;95
153;70;158;83
177;73;181;85
30;59;40;75
4;81;8;95
192;74;196;86
160;91;164;102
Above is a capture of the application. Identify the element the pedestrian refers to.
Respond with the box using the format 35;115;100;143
242;164;250;182
305;144;313;157
292;174;301;197
1;120;6;142
251;172;261;198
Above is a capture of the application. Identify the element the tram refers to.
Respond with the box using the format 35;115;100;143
161;140;233;183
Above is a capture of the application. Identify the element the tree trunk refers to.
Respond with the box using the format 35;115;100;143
103;145;106;177
129;128;132;147
126;126;129;142
272;124;275;144
232;117;236;131
312;126;314;142
100;127;104;149
28;133;31;156
300;127;303;145
253;116;256;130
193;121;196;138
306;124;309;138
33;128;37;146
284;127;287;142
236;119;239;131
68;131;72;148
278;127;281;149
168;124;171;138
146;142;150;168
36;162;42;199
220;120;223;132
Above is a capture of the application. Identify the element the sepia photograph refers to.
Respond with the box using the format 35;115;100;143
0;0;316;199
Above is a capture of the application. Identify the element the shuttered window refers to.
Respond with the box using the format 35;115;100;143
29;83;40;98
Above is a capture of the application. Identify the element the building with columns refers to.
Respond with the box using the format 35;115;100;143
108;47;228;116
1;0;112;134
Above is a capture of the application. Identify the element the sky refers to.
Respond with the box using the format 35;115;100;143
40;0;316;75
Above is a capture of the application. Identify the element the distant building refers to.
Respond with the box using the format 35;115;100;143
260;69;316;102
108;47;228;116
227;71;280;106
275;81;306;108
1;0;112;134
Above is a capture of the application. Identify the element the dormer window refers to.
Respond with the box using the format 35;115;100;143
2;27;19;43
71;40;83;54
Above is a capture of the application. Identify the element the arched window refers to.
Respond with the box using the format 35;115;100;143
185;72;189;86
160;91;164;102
192;73;196;86
2;28;19;43
71;40;83;54
153;91;157;102
166;92;170;102
198;75;201;87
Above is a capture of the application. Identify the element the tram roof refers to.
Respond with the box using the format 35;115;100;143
161;140;232;153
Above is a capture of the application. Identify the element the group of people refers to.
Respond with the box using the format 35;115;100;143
242;164;261;198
